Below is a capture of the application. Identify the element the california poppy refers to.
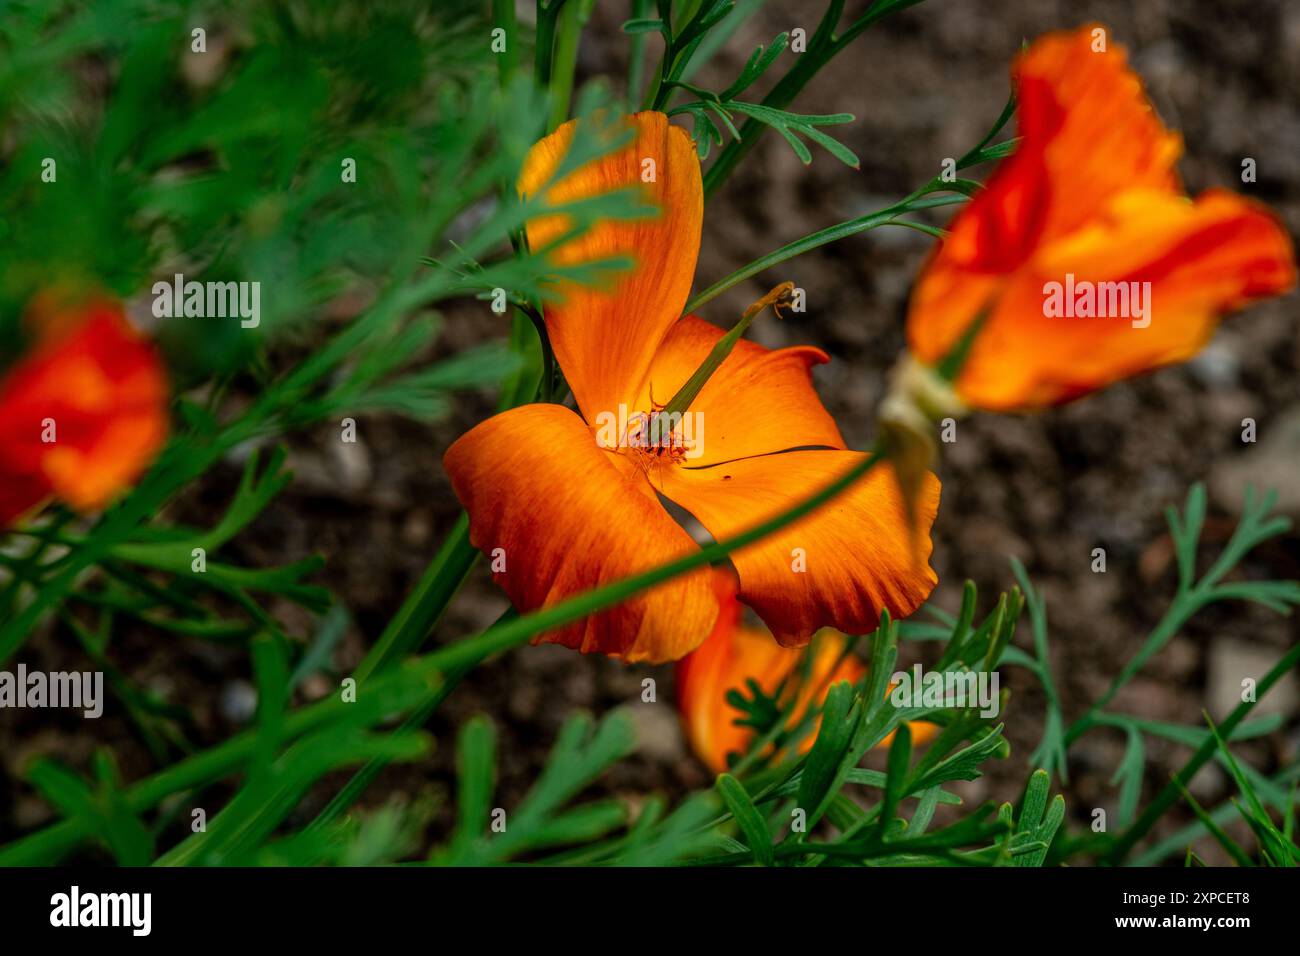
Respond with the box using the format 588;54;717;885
677;572;936;772
0;297;168;525
445;112;939;663
907;24;1296;411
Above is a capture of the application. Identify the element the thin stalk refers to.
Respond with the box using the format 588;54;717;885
1130;763;1300;866
700;0;844;196
305;668;467;831
683;194;963;315
659;282;793;425
351;513;477;685
421;449;885;676
0;512;69;621
1064;592;1205;746
534;0;564;87
677;0;767;85
626;0;652;106
548;0;584;131
701;0;926;198
518;304;555;403
492;0;519;87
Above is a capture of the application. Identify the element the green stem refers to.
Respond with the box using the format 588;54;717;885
405;450;885;684
548;0;584;131
305;669;467;831
0;654;448;866
1064;589;1206;747
520;304;556;403
534;0;563;87
0;512;68;621
661;283;791;423
698;0;842;197
492;0;519;87
1129;763;1300;866
683;194;963;315
351;513;478;685
677;0;767;85
626;0;652;106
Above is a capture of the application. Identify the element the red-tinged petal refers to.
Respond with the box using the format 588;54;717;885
910;25;1182;357
0;472;52;527
443;403;720;663
934;188;1297;410
908;23;1296;410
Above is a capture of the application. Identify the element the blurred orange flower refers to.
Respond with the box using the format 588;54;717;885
907;24;1296;410
444;112;939;663
0;298;168;525
676;574;936;773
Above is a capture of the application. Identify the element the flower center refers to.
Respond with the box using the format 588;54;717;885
623;405;693;471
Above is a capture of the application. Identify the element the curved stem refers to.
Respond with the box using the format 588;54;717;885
351;513;478;685
684;194;963;315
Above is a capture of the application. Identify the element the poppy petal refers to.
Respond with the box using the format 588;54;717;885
658;451;939;645
519;112;703;425
622;314;844;466
443;403;720;663
1013;24;1183;244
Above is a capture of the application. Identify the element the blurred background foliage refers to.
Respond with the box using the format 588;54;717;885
1;0;488;376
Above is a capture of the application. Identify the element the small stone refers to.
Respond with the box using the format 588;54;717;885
623;703;686;764
1210;404;1300;516
329;435;373;492
219;680;258;724
1206;637;1300;722
1187;341;1240;389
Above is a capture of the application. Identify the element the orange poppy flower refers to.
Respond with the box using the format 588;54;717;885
907;24;1296;411
676;573;937;773
444;112;939;663
0;297;168;525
